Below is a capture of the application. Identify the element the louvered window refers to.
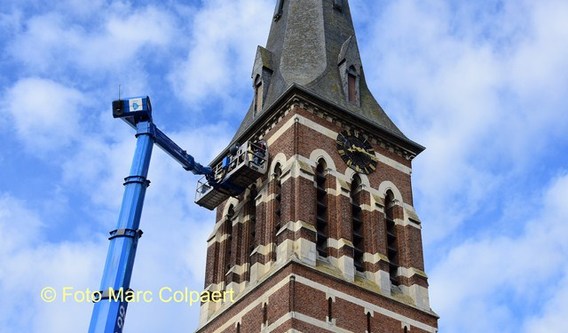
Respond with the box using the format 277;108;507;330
385;191;399;285
351;175;364;272
316;160;328;257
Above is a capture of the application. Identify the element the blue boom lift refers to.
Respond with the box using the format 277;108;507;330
88;96;267;332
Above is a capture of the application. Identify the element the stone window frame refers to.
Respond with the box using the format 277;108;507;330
224;204;236;283
384;190;400;286
351;174;365;272
315;158;329;258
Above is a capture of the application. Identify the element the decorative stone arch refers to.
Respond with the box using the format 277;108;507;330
344;168;371;189
220;198;240;219
269;153;288;177
309;149;337;171
376;181;404;207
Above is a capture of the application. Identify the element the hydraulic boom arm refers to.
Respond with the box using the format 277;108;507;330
89;96;212;333
153;126;213;177
89;95;267;332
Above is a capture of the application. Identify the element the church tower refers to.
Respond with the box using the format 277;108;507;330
196;1;438;332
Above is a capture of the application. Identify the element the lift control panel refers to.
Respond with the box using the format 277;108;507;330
112;96;152;127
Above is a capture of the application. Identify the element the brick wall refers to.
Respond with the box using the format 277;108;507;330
198;95;437;332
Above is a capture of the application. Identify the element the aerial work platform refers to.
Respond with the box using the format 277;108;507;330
195;140;268;210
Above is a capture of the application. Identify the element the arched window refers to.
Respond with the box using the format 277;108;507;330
224;205;235;278
351;175;364;272
315;159;328;257
247;186;257;274
347;66;359;104
327;297;333;321
272;164;283;261
254;75;263;116
273;164;282;235
385;191;399;285
262;303;268;326
366;312;372;332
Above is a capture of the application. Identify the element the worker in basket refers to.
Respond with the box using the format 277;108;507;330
251;141;267;166
216;143;240;182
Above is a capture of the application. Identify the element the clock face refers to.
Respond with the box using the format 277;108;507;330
336;130;378;174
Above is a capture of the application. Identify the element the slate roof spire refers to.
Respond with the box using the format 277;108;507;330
233;0;416;147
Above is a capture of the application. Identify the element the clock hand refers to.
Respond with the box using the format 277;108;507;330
348;146;379;161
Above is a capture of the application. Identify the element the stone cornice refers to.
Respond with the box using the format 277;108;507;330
211;85;424;167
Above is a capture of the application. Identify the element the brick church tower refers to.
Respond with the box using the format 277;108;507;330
196;1;438;332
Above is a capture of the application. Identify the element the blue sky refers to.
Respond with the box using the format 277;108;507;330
0;0;567;332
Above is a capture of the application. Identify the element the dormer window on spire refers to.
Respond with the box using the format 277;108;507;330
347;66;359;104
251;46;273;118
346;65;360;105
338;35;362;107
254;75;263;116
274;0;284;21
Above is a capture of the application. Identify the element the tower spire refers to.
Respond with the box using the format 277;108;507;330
234;0;418;152
197;2;438;332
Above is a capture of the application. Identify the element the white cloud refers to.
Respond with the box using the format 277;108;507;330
61;122;232;211
358;0;568;244
1;77;83;152
53;0;106;18
523;275;568;333
429;173;568;332
0;194;43;254
354;2;568;330
61;135;134;211
0;193;106;332
519;174;568;332
503;0;568;159
8;6;178;74
509;0;568;94
0;7;23;36
87;6;177;67
169;0;273;107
